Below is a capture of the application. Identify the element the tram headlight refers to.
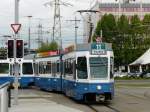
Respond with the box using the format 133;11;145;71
97;85;102;90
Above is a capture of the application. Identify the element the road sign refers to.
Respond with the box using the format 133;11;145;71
11;24;21;34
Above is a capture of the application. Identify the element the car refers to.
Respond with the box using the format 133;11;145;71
140;70;150;78
128;72;142;78
142;73;150;78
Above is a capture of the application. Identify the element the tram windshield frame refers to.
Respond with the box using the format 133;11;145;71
0;63;9;74
89;57;108;79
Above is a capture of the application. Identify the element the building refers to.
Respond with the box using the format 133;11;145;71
83;1;150;43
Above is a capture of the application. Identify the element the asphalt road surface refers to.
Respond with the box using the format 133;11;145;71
8;80;150;112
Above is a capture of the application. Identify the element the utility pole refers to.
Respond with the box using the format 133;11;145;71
37;24;43;48
66;17;80;48
44;0;72;49
27;16;32;54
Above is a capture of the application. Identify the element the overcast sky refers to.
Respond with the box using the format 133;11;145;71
0;0;149;48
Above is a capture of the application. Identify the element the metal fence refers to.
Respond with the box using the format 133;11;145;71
0;82;10;112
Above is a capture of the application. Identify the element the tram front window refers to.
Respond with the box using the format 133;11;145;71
0;63;9;74
77;57;87;79
90;57;108;79
23;63;33;75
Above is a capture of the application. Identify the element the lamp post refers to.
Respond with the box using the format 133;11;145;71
115;0;121;18
27;16;32;54
140;0;143;19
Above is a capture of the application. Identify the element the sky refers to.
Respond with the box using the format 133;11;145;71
0;0;149;48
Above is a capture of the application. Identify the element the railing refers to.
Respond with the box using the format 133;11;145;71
0;82;10;112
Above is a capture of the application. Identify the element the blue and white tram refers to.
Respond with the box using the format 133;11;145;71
62;43;114;102
34;55;62;91
0;59;13;85
0;58;34;87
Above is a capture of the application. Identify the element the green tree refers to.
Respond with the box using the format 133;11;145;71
94;14;150;70
94;14;117;43
115;15;130;67
36;41;58;53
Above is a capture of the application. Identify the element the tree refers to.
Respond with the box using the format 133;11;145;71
93;14;150;70
93;14;117;43
36;41;58;53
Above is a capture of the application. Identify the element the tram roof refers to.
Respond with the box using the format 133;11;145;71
64;43;112;54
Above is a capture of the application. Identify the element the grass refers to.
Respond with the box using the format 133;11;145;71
115;83;150;88
115;76;150;80
115;76;150;87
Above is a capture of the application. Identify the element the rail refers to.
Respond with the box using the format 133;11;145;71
0;82;10;112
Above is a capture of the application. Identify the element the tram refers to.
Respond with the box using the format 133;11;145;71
0;57;34;87
0;59;13;85
34;43;114;102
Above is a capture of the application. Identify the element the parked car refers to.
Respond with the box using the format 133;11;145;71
140;70;150;78
128;72;142;78
141;72;150;78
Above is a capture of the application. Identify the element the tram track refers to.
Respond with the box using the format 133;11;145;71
85;103;121;112
117;91;150;102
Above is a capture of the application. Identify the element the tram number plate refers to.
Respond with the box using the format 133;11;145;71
91;43;106;55
91;50;106;55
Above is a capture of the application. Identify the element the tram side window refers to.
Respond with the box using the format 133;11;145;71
0;63;9;74
73;60;76;79
23;63;33;75
63;61;66;77
39;62;43;74
47;61;51;74
65;60;69;74
34;63;39;75
56;61;60;73
52;63;56;76
110;57;114;79
65;59;73;75
77;57;88;79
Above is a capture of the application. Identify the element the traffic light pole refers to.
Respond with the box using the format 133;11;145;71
14;0;19;105
13;36;19;105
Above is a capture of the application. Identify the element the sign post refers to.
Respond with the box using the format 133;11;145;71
10;0;21;105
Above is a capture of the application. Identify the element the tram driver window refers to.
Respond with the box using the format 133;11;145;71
0;63;9;74
77;57;88;79
23;63;33;75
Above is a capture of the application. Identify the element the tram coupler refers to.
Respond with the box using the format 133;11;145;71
96;94;105;102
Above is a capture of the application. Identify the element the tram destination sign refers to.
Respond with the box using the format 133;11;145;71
91;43;106;55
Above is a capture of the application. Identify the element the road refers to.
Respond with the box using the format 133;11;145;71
8;80;150;112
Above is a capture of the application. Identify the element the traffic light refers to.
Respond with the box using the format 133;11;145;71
8;40;14;58
16;40;24;58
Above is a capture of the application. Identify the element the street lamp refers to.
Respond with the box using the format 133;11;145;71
27;16;32;54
